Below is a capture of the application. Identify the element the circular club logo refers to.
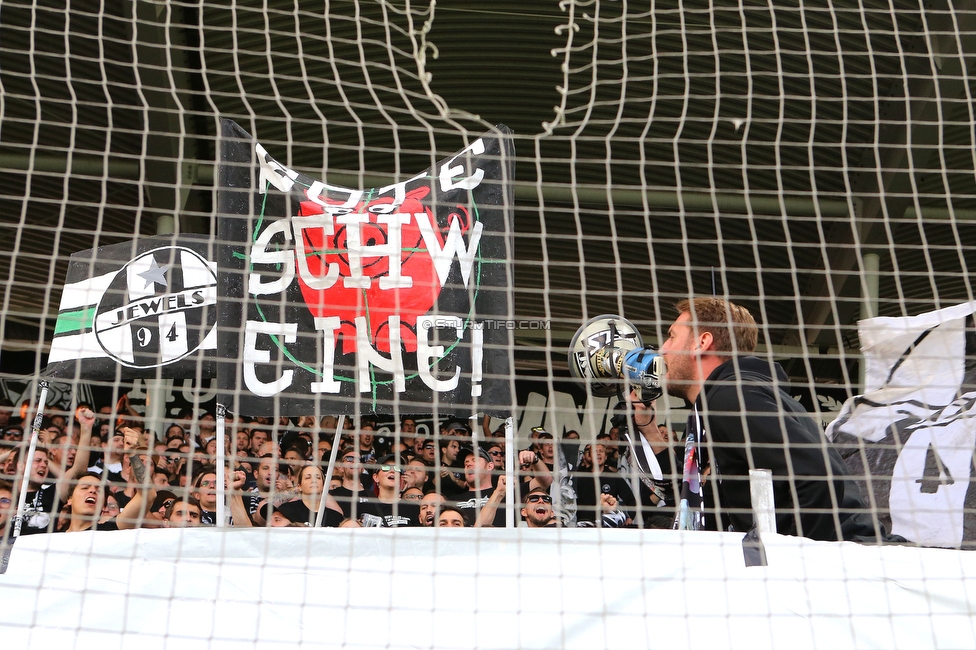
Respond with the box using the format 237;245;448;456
93;246;217;368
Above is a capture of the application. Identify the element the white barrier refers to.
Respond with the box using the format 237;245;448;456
2;528;975;649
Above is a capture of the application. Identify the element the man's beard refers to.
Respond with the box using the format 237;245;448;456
664;360;695;401
664;381;692;401
528;510;552;527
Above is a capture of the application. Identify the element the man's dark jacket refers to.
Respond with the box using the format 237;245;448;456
700;356;880;541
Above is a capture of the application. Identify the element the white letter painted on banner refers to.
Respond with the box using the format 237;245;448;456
356;316;404;392
438;138;485;192
377;213;412;289
470;323;483;397
305;181;363;211
378;171;426;207
255;143;299;194
416;215;483;287
248;219;295;295
243;321;298;397
417;315;462;392
335;213;413;290
292;214;339;290
312;316;341;393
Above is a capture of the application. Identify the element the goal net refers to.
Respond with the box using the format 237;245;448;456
2;0;976;647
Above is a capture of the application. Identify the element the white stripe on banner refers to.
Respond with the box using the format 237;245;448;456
49;272;118;364
57;272;115;311
47;332;104;364
158;312;189;362
99;318;134;364
181;249;216;288
200;323;217;352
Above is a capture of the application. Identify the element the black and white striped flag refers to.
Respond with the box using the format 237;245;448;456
46;237;217;379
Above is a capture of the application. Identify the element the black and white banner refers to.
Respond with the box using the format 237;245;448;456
45;237;217;379
826;301;976;547
216;120;515;416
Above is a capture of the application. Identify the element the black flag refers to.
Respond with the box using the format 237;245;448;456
216;120;515;416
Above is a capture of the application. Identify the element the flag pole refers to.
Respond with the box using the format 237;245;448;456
504;416;515;528
215;403;227;527
315;415;345;527
1;379;51;574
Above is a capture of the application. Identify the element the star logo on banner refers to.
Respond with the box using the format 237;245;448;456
137;258;169;289
93;246;217;368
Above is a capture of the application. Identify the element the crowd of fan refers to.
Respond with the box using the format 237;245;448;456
0;395;674;535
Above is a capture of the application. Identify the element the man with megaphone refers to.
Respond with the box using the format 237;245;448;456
647;297;883;541
568;297;890;541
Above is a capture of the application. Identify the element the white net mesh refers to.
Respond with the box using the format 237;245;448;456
2;0;976;647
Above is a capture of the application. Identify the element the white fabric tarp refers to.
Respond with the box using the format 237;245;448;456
2;527;975;650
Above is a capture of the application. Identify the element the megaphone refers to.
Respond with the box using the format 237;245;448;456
567;315;664;403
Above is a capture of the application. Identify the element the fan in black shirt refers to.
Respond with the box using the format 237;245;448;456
278;464;343;526
56;426;155;533
19;408;97;535
456;447;508;527
356;454;422;527
572;441;637;524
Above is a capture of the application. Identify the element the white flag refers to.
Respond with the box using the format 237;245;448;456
826;301;976;547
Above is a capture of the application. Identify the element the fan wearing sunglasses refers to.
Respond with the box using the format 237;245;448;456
521;487;557;528
355;455;422;527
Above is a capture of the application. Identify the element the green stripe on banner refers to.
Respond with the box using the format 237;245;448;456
54;306;96;336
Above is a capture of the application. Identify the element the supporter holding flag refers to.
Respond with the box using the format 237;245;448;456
276;464;344;527
18;408;96;535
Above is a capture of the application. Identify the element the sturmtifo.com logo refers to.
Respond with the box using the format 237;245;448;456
93;247;218;368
